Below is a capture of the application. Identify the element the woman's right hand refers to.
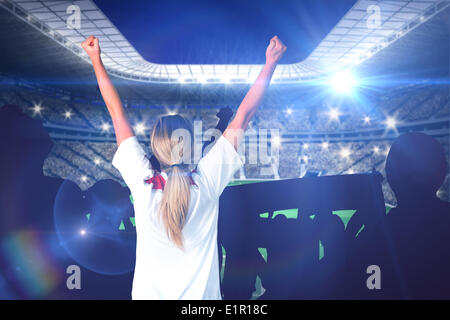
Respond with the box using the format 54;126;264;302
81;35;101;60
265;36;287;67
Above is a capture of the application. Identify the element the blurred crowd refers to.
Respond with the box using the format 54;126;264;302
1;74;448;204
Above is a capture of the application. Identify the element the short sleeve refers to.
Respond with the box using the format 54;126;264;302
197;135;243;199
112;136;151;188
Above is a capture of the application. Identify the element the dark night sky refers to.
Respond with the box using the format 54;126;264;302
93;0;357;64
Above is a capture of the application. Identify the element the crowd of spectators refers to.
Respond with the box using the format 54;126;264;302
1;74;448;204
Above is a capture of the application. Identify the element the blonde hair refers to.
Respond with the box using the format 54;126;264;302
150;115;193;249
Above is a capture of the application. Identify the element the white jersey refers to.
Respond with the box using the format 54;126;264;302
112;135;242;300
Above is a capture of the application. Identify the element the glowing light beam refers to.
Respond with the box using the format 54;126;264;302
329;70;357;94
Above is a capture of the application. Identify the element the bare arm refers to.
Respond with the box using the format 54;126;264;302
81;36;134;146
224;36;286;149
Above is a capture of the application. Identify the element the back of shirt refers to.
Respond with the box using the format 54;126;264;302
112;135;243;299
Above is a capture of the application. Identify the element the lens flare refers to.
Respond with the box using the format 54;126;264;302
329;70;356;94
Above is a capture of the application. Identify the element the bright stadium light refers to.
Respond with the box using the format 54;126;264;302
321;141;329;150
286;108;293;115
94;158;101;165
328;108;341;121
329;70;356;94
373;146;380;154
80;229;86;236
81;175;88;182
339;147;351;159
271;136;281;148
385;116;397;129
303;143;309;150
302;155;309;162
32;104;43;116
364;116;371;124
134;123;146;135
64;110;72;120
101;122;111;132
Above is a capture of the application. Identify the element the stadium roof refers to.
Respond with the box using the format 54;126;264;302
2;0;449;84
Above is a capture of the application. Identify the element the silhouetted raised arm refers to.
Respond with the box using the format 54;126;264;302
224;36;286;150
81;36;134;146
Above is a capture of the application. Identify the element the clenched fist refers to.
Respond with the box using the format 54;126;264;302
265;36;287;66
81;35;101;60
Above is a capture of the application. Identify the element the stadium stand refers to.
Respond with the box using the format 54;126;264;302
0;73;448;205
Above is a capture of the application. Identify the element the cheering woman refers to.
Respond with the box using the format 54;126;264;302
81;35;286;299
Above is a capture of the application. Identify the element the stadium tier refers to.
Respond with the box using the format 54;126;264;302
0;73;448;205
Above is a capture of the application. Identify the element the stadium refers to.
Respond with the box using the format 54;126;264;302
0;0;449;301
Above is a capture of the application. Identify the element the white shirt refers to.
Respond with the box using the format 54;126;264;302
112;135;243;300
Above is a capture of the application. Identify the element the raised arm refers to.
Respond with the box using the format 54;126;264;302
223;36;286;150
81;36;134;146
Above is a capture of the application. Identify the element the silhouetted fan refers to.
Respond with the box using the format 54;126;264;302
202;107;234;156
219;173;386;299
387;132;447;205
0;104;135;299
0;104;62;231
259;214;320;299
345;132;450;299
383;132;450;299
0;105;65;298
313;212;346;299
